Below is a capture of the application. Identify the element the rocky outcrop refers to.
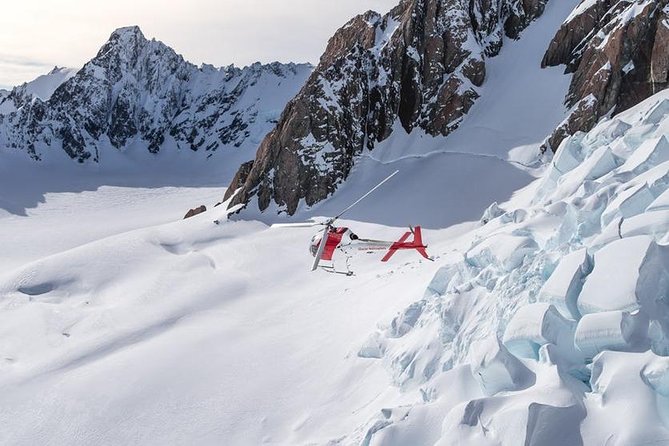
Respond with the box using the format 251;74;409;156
542;0;669;152
183;205;207;219
0;26;311;162
227;0;549;214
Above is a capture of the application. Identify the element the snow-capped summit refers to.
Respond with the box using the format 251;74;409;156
109;24;144;39
0;66;77;116
0;26;312;163
23;66;78;101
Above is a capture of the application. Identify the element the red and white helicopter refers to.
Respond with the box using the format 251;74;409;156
272;171;431;275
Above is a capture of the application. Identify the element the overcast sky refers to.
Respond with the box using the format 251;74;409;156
0;0;398;89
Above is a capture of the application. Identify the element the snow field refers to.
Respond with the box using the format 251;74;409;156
0;167;459;444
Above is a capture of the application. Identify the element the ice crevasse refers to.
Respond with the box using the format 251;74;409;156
354;91;669;444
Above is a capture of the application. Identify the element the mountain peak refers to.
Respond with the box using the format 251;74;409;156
110;25;145;40
0;24;312;162
47;66;65;75
94;25;148;60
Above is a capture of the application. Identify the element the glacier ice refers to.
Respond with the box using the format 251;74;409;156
537;248;590;319
469;337;534;396
502;303;575;360
574;310;649;360
643;356;669;397
618;136;669;175
578;236;669;315
600;183;656;227
466;234;538;272
360;90;669;444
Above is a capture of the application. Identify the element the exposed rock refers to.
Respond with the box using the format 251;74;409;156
0;26;312;162
183;205;207;219
542;0;669;152
223;160;254;202
229;0;549;215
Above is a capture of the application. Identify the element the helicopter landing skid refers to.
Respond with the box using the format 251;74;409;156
320;265;354;276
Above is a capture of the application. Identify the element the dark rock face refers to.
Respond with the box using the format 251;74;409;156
542;0;669;152
223;160;255;202
229;0;548;215
0;26;311;162
183;205;207;219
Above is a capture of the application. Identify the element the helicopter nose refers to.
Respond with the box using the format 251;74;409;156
310;236;321;257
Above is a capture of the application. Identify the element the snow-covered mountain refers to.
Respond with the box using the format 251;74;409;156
0;26;312;163
225;0;551;214
227;0;669;217
0;67;77;114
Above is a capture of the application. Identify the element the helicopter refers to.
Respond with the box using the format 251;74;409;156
272;170;431;275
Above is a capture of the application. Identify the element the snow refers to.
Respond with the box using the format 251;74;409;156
647;187;669;212
578;236;669;314
341;87;669;443
438;0;576;159
537;248;590;319
580;351;669;444
574;310;649;359
618;136;669;175
502;303;575;360
564;0;597;23
469;337;534;396
0;165;441;444
7;0;669;444
20;66;78;101
466;233;538;272
600;182;655;227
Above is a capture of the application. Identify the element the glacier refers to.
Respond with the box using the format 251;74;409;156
355;89;669;444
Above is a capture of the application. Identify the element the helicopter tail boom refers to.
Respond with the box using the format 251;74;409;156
381;226;430;262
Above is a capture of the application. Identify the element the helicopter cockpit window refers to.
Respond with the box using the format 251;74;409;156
310;234;321;256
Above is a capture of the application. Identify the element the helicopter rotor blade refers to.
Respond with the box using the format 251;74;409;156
329;170;399;225
271;221;323;228
311;225;330;271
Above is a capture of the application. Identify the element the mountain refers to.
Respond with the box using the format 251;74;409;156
227;0;669;217
225;0;550;214
0;67;76;115
542;0;669;152
0;26;312;163
6;2;669;444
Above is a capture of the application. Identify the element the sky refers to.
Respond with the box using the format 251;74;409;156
0;0;399;90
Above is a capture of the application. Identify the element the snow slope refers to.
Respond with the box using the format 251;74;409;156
354;0;575;165
20;66;78;101
0;67;77;116
0;160;455;444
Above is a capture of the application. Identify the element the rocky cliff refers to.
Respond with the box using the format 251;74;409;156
542;0;669;151
226;0;549;214
0;26;311;162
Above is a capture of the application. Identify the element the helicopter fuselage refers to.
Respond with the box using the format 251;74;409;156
310;226;429;263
